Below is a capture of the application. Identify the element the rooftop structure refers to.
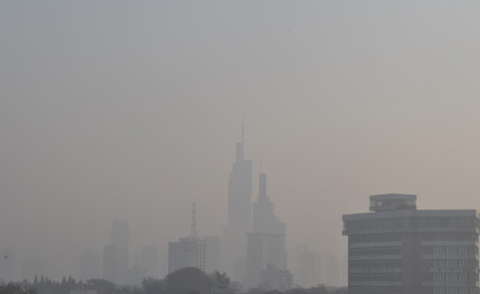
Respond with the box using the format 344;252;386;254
168;204;205;273
343;194;480;294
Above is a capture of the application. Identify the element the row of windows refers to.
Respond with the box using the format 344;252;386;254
423;245;479;255
349;234;401;243
423;272;478;282
350;246;401;256
349;233;477;244
432;286;479;294
345;217;477;232
349;273;402;282
349;260;401;270
423;259;479;269
423;233;478;242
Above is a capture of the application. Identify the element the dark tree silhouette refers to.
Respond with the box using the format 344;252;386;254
164;267;211;294
210;271;230;289
141;277;163;294
0;282;36;294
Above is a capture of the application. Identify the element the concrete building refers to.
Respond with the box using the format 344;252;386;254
168;204;206;273
343;193;480;294
246;173;290;290
223;125;252;282
295;244;318;288
103;220;129;284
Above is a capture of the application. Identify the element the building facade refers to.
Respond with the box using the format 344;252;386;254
168;203;206;274
168;237;206;273
103;220;129;284
246;173;290;290
343;194;480;294
223;125;253;282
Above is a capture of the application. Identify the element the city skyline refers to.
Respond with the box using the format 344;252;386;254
3;0;480;284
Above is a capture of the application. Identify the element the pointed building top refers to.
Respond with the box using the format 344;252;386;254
259;173;267;200
235;122;245;162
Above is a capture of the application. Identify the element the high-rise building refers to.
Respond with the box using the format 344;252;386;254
246;173;290;290
295;244;318;288
103;245;119;283
103;220;129;284
343;194;480;294
205;236;222;274
223;125;252;282
111;219;129;263
80;248;100;281
168;204;206;273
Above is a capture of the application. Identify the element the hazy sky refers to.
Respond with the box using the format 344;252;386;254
2;1;480;281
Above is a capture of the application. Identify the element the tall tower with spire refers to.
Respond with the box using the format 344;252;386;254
168;204;205;273
223;123;253;282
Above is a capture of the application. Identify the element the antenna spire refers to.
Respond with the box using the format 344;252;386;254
190;203;197;238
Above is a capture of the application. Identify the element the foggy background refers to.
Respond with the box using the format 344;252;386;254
2;0;480;283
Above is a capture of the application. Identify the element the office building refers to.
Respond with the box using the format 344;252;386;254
103;220;129;284
223;125;252;282
246;173;290;290
343;193;480;294
168;204;206;273
295;244;318;288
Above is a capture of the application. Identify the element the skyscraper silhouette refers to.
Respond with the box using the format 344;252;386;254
223;124;252;282
103;219;129;284
246;173;290;290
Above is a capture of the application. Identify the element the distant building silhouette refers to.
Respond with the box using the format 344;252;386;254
261;263;293;292
341;254;348;286
79;248;100;281
103;219;129;284
246;173;291;290
126;265;147;285
223;124;252;282
326;255;340;287
140;245;158;278
295;244;317;288
168;203;206;273
343;194;480;294
205;236;222;274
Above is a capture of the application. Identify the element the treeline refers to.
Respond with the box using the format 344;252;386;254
0;268;347;294
247;286;347;294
